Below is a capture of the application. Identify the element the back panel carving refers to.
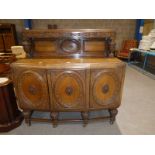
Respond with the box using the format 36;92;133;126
22;29;116;58
84;40;105;52
34;40;57;52
58;38;81;54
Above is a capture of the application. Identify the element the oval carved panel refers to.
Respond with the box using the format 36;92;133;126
92;71;120;106
60;39;81;54
53;71;83;108
17;70;48;109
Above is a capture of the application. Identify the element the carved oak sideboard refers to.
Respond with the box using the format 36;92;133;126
11;58;125;127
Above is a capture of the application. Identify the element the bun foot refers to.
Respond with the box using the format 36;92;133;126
23;111;33;126
108;109;118;125
83;123;88;127
110;120;114;125
51;112;59;128
53;124;58;128
81;112;89;127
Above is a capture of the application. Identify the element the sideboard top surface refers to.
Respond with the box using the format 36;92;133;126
23;29;115;34
11;58;125;69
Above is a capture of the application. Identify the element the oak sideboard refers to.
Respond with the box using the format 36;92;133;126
9;29;126;127
11;58;125;127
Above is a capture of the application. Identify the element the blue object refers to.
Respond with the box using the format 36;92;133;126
135;19;144;41
24;19;32;29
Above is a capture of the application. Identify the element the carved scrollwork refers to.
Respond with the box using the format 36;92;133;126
59;38;81;54
22;39;32;57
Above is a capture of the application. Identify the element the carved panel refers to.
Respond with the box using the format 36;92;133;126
22;29;116;58
84;40;105;52
90;68;121;108
14;69;49;110
58;38;81;54
48;70;86;110
34;40;57;52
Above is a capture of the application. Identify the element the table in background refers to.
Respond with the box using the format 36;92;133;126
128;48;155;75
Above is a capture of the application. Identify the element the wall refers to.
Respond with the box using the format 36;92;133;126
143;19;154;35
0;19;136;50
32;19;136;49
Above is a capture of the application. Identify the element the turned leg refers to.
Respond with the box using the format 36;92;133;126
23;110;33;126
51;112;59;128
108;109;118;124
81;112;89;127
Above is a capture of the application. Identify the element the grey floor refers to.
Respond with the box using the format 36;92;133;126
2;65;155;135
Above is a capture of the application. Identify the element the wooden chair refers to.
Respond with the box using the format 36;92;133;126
117;40;138;59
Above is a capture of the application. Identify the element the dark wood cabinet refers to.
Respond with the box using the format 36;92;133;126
0;79;23;132
0;23;17;53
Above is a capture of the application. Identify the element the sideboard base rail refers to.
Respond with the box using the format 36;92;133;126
24;109;118;127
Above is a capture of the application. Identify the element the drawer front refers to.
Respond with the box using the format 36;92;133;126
48;69;87;111
90;67;123;109
13;68;49;110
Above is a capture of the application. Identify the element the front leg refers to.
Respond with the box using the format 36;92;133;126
23;110;33;126
51;112;59;128
108;109;118;124
81;112;89;127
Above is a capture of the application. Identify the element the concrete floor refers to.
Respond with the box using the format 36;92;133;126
1;65;155;135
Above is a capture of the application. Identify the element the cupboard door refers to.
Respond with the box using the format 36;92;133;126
90;67;123;109
49;70;86;111
0;34;4;52
13;68;49;110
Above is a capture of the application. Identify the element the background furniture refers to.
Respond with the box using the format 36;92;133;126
128;48;155;75
0;23;17;53
11;46;26;59
0;78;23;132
117;40;138;59
0;53;23;132
0;53;16;78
